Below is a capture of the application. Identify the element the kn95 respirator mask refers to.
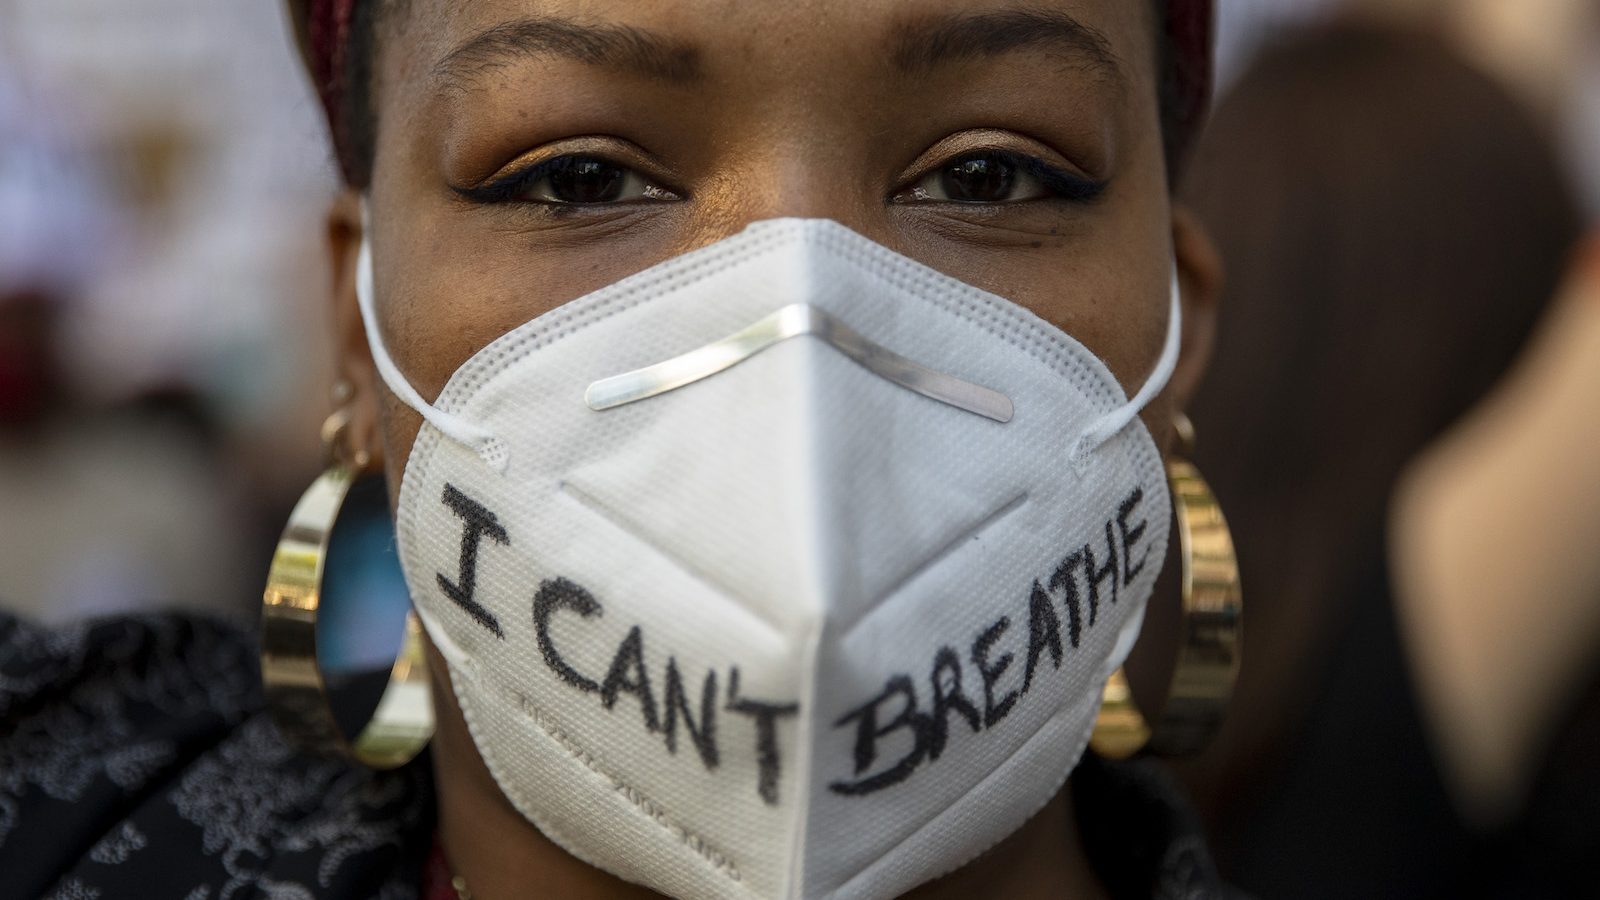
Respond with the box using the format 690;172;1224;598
356;217;1179;900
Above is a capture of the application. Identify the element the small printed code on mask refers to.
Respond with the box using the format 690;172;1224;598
434;481;1153;805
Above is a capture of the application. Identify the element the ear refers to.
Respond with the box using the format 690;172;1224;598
327;188;385;469
1167;203;1223;426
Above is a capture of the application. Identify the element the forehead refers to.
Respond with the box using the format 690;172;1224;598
379;0;1159;102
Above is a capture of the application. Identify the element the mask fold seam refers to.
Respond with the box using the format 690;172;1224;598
833;491;1030;641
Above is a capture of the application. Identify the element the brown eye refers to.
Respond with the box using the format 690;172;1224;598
896;149;1078;205
481;154;679;206
939;154;1018;203
544;157;627;203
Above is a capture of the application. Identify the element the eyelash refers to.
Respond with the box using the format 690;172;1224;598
455;149;1106;206
1009;152;1106;203
913;149;1107;205
452;156;654;205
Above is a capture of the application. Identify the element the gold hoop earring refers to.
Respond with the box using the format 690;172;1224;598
261;408;432;768
1090;413;1242;759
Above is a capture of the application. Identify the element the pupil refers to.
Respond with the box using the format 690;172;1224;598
549;157;625;203
941;155;1016;202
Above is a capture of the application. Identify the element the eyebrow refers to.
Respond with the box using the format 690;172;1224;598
890;8;1123;84
432;18;702;90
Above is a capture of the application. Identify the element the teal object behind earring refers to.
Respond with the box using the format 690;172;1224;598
260;404;433;768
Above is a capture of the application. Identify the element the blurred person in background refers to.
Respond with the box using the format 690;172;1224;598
1;0;351;625
0;54;253;626
0;55;99;432
1393;234;1600;899
1212;0;1600;219
1;2;1250;899
1356;0;1600;221
1170;20;1591;899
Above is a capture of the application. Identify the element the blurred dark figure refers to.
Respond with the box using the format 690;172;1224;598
0;61;253;625
1172;21;1586;899
0;292;62;430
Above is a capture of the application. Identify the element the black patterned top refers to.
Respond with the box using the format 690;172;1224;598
0;612;1239;900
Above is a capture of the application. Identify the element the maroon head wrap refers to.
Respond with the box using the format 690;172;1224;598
291;0;1213;185
1160;0;1214;175
295;0;360;181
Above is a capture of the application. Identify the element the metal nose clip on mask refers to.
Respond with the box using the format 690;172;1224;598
359;217;1181;900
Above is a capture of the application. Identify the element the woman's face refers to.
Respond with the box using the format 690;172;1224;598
336;0;1215;480
330;4;1219;886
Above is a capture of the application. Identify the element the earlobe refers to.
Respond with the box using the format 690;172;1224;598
326;188;384;468
1167;204;1223;416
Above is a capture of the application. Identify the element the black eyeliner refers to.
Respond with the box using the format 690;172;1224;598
999;150;1108;203
452;156;567;204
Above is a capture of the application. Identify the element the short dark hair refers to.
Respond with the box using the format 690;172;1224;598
340;0;1190;188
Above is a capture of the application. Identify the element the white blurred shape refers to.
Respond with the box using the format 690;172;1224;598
1214;0;1348;93
6;0;338;427
0;54;113;298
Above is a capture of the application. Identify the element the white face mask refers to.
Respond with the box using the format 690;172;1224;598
359;217;1178;900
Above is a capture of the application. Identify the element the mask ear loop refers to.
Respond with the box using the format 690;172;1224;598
355;204;510;472
1068;268;1183;467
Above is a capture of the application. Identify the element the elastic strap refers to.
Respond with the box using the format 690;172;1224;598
356;208;509;472
1070;269;1184;463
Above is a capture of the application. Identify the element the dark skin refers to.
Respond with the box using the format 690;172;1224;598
323;0;1222;896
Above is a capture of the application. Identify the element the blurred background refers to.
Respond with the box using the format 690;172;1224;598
1;0;335;624
1;0;1597;897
